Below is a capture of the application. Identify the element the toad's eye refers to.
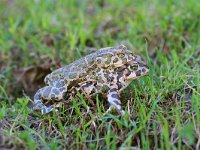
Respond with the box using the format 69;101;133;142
118;53;125;58
130;65;138;71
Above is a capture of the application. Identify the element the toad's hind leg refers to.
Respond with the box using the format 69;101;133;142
106;88;125;115
78;81;97;106
33;85;66;114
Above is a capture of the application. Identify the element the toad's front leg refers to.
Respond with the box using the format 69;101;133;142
106;88;125;115
33;84;66;114
33;87;56;114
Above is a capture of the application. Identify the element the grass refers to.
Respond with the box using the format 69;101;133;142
0;0;200;149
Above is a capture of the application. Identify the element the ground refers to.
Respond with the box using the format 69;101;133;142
0;0;200;149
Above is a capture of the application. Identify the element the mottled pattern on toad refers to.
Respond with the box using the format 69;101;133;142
33;45;149;115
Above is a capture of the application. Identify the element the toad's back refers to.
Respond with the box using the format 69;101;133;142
45;46;127;85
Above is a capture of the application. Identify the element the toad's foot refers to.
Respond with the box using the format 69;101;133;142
33;101;59;114
105;105;125;116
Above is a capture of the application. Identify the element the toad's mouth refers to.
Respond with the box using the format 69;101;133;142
125;68;149;80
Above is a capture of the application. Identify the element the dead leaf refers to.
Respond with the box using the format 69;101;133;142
14;56;61;97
